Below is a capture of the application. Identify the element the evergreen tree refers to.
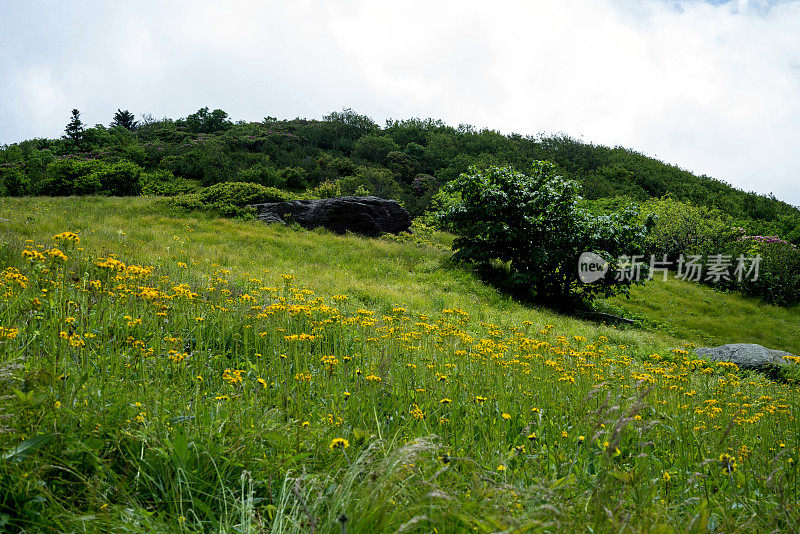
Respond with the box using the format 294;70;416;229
63;109;84;147
111;109;138;130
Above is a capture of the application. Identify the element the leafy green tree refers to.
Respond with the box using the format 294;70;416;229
0;167;29;196
111;109;138;130
63;109;84;148
723;235;800;306
443;163;652;306
386;151;416;182
237;164;282;188
82;125;115;150
280;167;308;191
140;169;192;196
77;161;143;196
184;107;232;134
639;197;737;262
353;135;399;165
340;167;402;199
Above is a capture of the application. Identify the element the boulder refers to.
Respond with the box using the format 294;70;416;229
250;196;411;237
694;343;795;369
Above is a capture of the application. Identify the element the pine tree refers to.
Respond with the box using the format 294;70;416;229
63;109;84;147
111;109;137;130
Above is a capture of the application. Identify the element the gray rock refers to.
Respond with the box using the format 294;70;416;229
250;196;411;237
694;343;795;369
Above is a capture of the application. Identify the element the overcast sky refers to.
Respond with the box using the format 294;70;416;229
1;0;799;204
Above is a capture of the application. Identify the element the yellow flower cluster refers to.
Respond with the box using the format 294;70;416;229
53;232;80;244
0;326;19;340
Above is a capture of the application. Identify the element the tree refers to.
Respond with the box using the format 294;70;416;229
184;107;232;134
352;134;399;165
111;109;138;130
63;109;84;147
442;163;652;306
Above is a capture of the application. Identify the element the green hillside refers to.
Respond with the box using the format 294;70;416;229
0;197;798;532
2;108;799;240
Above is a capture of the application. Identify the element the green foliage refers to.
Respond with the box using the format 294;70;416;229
280;166;308;191
170;181;294;216
340;167;402;199
421;187;461;229
183;107;232;134
76;161;143;196
315;108;379;153
353;134;400;165
37;159;103;195
640;197;738;261
634;198;800;306
309;180;342;199
34;159;144;196
160;137;236;186
3;106;800;249
723;236;800;306
141;169;194;196
236;163;283;188
0;167;29;196
443;164;652;306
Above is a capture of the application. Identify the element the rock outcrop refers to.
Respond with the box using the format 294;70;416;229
250;196;411;237
694;343;795;369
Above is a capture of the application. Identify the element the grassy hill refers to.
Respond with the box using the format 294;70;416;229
0;197;798;532
3;108;800;240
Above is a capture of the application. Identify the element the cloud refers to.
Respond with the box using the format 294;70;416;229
1;0;799;204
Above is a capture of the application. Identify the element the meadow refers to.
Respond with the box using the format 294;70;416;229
0;197;798;532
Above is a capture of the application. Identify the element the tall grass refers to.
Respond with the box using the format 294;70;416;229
0;197;798;532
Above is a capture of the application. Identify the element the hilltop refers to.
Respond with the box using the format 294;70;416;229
2;108;800;241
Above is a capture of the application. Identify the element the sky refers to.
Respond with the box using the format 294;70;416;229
1;0;799;204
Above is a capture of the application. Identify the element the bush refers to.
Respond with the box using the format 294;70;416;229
35;159;144;196
75;161;143;196
309;180;341;199
353;135;399;165
722;235;800;306
640;197;737;262
36;159;102;195
0;167;29;196
169;181;294;217
236;164;283;188
339;167;402;199
279;167;308;191
442;163;652;306
141;170;195;196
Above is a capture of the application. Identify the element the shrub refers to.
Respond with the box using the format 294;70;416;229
0;167;29;196
353;135;400;165
37;159;103;195
236;164;283;188
141;170;195;196
640;197;738;262
279;167;308;191
442;163;652;306
76;161;143;196
184;107;232;134
722;235;800;306
169;181;294;217
339;167;402;199
309;180;341;199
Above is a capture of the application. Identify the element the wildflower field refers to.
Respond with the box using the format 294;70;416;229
1;197;799;532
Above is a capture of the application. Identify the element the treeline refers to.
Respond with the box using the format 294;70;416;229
2;107;799;241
